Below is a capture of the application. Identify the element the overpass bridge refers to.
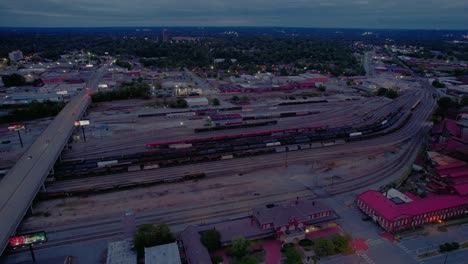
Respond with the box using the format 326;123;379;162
0;66;107;254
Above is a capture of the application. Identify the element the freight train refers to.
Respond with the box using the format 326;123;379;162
54;107;408;179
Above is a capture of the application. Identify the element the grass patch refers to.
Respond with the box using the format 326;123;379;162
437;226;448;232
461;241;468;249
418;251;439;259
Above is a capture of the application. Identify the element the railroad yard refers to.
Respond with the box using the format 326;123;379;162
10;68;437;248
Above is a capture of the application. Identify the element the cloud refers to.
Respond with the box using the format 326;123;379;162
0;0;466;29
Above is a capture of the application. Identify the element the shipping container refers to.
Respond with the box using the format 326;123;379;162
266;142;281;147
97;160;118;168
143;164;160;170
169;143;193;149
349;132;363;137
128;165;142;172
221;155;234;160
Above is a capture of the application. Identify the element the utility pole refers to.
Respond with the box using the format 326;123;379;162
17;129;24;148
8;124;25;148
81;126;87;142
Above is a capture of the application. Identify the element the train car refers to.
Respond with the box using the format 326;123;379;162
411;100;421;111
221;155;234;160
349;132;363;137
97;160;118;168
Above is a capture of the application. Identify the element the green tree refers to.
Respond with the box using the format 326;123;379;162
200;229;221;252
231;236;250;259
318;85;326;92
231;95;240;102
432;80;446;88
284;247;303;264
438;97;454;110
331;235;350;253
377;88;388;96
2;74;26;87
460;96;468;106
212;98;220;106
314;238;335;256
237;256;258;264
134;224;175;257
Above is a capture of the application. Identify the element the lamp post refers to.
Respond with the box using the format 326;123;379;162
8;124;26;148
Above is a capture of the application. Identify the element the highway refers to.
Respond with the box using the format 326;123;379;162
0;65;107;254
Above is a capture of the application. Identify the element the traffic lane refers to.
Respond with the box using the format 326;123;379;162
423;249;468;264
399;225;468;252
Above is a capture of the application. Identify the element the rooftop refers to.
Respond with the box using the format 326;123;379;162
357;190;468;221
106;239;137;264
144;242;181;264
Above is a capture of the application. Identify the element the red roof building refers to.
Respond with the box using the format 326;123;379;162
356;190;468;232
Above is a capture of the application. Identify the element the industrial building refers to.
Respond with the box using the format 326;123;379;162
8;50;24;62
145;242;181;264
356;189;468;232
183;97;209;107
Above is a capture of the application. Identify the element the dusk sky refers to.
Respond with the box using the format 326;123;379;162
0;0;467;29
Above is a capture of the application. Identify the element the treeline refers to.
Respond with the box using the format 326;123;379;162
115;59;132;70
0;100;66;124
1;74;44;87
91;81;150;102
377;88;399;99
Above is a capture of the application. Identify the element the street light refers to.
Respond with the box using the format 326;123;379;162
8;124;26;148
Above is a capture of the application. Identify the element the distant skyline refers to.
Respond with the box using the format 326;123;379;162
0;0;467;30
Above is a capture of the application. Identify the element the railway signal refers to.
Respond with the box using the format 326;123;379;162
8;124;26;148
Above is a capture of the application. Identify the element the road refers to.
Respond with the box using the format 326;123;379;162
0;65;108;254
184;68;215;96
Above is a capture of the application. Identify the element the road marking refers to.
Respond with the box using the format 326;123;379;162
356;251;375;264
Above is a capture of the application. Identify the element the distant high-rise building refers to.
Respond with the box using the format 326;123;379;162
162;29;169;42
8;50;23;62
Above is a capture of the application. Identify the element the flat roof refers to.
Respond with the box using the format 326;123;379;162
145;242;181;264
107;239;137;264
358;190;468;221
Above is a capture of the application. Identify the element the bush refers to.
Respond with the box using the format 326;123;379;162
284;247;303;264
432;80;445;88
211;255;223;264
231;236;250;259
314;238;336;257
299;239;313;247
91;81;150;102
201;229;221;252
134;224;175;257
212;98;220;106
0;100;66;124
2;74;26;87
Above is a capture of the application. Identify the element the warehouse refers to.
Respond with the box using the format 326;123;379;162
356;190;468;232
183;97;209;107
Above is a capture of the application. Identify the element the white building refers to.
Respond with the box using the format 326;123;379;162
145;242;181;264
8;50;24;62
183;97;209;107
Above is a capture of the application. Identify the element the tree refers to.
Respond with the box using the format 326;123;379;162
432;79;446;88
212;98;220;106
284;247;303;264
237;256;258;264
377;88;388;96
331;235;350;253
314;238;335;256
200;229;221;252
279;68;288;76
231;95;240;102
134;224;175;257
461;96;468;107
438;97;454;110
231;236;250;259
2;74;26;87
318;85;326;92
